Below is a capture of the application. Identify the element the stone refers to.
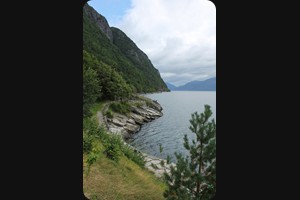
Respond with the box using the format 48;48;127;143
144;107;163;117
130;113;145;125
131;106;148;117
127;118;136;125
124;123;140;133
83;4;113;42
111;118;126;127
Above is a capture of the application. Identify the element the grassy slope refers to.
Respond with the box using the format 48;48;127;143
83;154;166;200
83;102;167;200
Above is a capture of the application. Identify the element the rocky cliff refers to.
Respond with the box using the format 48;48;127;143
83;3;169;93
83;3;113;42
111;27;166;91
104;99;163;140
97;98;175;178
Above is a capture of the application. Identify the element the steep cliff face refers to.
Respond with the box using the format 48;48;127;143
111;27;168;92
83;3;169;93
83;3;113;42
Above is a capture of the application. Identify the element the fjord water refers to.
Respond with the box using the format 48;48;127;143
129;91;216;162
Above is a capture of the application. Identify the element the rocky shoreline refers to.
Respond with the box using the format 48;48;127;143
98;97;175;178
106;99;163;139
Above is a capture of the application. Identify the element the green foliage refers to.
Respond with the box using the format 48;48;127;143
83;131;93;153
105;109;113;118
83;118;106;154
83;118;106;139
164;105;216;200
111;27;168;92
145;99;154;107
134;101;144;108
137;95;156;109
83;50;133;101
159;143;164;154
110;102;131;115
122;145;146;168
83;117;122;162
83;7;168;93
83;115;145;167
83;55;101;117
87;149;100;167
103;134;123;162
166;155;171;165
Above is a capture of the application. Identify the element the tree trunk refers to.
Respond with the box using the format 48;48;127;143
196;142;203;194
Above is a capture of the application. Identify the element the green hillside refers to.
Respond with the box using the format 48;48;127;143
111;27;168;92
83;4;169;199
83;3;168;94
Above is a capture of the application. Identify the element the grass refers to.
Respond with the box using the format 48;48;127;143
83;101;167;200
109;102;131;115
83;154;167;200
90;100;108;116
135;95;155;108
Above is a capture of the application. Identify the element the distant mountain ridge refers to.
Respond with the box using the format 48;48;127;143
166;82;177;91
166;77;216;91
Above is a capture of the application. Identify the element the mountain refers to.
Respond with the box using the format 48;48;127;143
166;82;177;91
83;3;168;93
168;77;216;91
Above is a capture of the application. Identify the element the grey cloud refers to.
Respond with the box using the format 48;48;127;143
117;0;216;85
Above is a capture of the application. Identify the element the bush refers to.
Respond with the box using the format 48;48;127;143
103;134;123;162
110;102;130;115
83;118;106;138
123;145;145;168
83;131;93;153
106;109;113;118
83;114;145;166
134;101;144;108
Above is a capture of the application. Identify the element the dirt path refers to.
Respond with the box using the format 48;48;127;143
96;102;111;130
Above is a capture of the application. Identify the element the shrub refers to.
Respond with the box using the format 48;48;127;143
134;101;144;108
83;131;93;153
123;145;145;168
103;134;123;162
83;118;106;138
106;109;113;118
110;102;130;115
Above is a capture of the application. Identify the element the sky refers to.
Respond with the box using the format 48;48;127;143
88;0;216;87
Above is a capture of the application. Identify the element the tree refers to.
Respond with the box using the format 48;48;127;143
83;53;101;117
164;105;216;200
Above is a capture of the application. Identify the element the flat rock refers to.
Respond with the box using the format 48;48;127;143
108;125;127;135
144;107;163;117
124;123;140;133
143;154;176;178
111;118;126;127
130;113;145;125
131;106;149;117
127;118;136;125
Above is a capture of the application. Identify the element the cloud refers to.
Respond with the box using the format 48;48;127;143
116;0;216;86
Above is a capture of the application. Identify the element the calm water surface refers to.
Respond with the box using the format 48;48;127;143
129;91;216;162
